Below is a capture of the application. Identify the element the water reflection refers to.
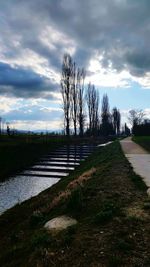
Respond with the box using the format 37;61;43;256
32;165;75;170
0;176;59;215
23;170;68;176
38;161;80;166
46;157;84;161
0;144;97;215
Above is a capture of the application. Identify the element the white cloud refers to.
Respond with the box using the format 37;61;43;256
0;96;24;113
87;57;132;87
132;73;150;89
10;119;63;132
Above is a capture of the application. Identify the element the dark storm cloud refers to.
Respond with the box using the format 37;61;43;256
0;62;57;98
1;0;150;98
125;50;150;76
31;0;150;76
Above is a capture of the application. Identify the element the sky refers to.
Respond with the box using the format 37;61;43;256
0;0;150;131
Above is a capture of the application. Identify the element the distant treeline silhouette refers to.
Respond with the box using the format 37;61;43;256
61;53;121;137
128;109;150;136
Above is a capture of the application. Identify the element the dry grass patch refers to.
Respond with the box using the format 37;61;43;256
125;204;149;221
67;167;96;190
49;168;96;211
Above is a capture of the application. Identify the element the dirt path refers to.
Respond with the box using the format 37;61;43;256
120;137;150;193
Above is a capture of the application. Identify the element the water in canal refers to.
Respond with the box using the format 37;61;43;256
0;144;96;214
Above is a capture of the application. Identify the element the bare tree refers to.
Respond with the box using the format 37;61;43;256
77;68;86;136
112;107;118;134
86;83;93;134
61;54;73;136
86;83;99;135
101;94;110;124
112;107;121;135
71;62;78;136
69;63;86;137
116;110;121;135
92;86;99;134
101;94;113;136
60;53;87;137
128;109;145;127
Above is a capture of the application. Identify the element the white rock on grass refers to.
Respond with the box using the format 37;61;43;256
44;215;77;232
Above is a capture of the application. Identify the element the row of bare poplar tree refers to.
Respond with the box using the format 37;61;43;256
61;53;121;137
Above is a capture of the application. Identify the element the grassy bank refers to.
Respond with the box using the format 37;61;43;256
132;136;150;152
1;141;150;266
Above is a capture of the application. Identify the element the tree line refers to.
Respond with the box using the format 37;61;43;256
61;53;121;137
128;109;150;136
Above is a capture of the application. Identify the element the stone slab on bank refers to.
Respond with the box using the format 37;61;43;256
44;215;77;232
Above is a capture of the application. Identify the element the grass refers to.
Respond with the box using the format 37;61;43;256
130;173;147;191
0;141;150;266
30;230;53;248
108;254;123;267
29;210;45;227
93;201;120;224
132;136;150;152
66;187;83;213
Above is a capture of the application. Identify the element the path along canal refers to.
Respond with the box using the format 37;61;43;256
0;144;97;214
